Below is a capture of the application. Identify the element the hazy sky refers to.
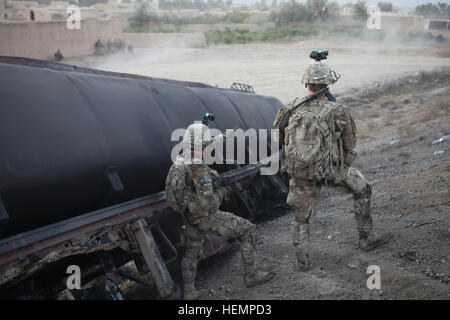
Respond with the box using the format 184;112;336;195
233;0;449;9
334;0;448;7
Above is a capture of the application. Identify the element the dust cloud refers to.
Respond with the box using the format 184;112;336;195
67;35;450;104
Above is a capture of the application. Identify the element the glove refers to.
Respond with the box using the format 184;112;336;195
213;133;226;145
218;185;232;202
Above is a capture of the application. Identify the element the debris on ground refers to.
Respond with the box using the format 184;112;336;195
431;135;450;146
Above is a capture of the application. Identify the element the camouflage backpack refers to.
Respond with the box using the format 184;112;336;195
165;156;192;213
275;97;340;181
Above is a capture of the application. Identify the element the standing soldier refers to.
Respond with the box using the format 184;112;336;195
274;55;391;272
165;122;274;300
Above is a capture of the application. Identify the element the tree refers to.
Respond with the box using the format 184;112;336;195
129;1;155;28
377;1;392;12
416;2;449;18
437;1;448;16
353;0;369;21
258;0;268;10
307;0;330;22
327;1;340;20
271;0;277;8
224;10;249;23
270;0;313;26
78;0;107;6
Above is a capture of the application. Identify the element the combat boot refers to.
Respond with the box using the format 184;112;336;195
295;247;310;272
358;231;392;252
244;267;275;288
183;283;205;300
240;232;275;287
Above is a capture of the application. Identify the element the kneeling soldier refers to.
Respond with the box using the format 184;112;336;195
165;122;274;300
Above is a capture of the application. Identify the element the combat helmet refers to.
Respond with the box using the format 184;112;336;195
183;122;212;148
301;61;340;86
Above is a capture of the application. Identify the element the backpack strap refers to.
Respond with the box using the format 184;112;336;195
339;137;344;171
183;162;195;189
279;88;334;138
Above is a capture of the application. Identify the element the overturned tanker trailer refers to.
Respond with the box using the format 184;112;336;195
0;57;289;299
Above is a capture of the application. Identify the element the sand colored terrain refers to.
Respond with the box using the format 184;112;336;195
68;37;450;104
122;70;450;300
67;36;450;300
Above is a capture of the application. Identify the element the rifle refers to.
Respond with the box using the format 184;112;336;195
213;162;269;190
200;111;271;191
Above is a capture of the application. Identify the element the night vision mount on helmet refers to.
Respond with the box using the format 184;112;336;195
309;49;328;62
302;49;341;86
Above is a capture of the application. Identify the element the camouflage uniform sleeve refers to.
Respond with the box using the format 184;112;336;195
334;104;357;152
334;104;358;166
188;164;221;214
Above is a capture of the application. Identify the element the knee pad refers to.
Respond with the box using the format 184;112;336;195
345;168;368;194
354;183;372;200
239;230;255;245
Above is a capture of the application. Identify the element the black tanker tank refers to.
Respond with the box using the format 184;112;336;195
0;57;283;239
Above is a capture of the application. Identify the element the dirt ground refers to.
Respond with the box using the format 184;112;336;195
72;37;449;300
191;69;450;300
67;36;450;104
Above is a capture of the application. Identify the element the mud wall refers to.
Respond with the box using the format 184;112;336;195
0;18;122;59
380;15;424;30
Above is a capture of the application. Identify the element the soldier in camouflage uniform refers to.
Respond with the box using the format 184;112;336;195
165;123;274;300
274;62;391;272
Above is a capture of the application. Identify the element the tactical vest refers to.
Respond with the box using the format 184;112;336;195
165;156;191;213
165;155;220;224
275;97;345;181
